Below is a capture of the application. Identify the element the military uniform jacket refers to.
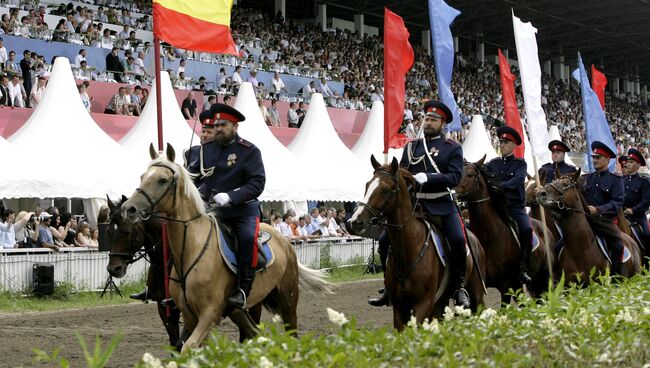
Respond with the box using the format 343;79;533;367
184;134;266;218
623;173;650;221
400;136;462;216
484;155;527;209
581;170;623;218
539;161;577;184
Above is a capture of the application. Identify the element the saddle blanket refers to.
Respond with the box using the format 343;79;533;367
596;235;631;264
218;229;275;274
430;228;470;269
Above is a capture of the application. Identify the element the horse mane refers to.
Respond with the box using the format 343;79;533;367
475;164;510;222
149;157;206;216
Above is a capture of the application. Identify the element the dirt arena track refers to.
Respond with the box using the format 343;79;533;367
0;280;501;368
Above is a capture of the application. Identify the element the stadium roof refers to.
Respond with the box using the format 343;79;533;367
276;0;650;84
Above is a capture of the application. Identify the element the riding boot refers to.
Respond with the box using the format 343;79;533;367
519;246;532;285
228;263;254;309
451;248;470;309
129;288;149;302
610;260;623;277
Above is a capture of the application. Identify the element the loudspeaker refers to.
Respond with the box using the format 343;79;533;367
32;263;54;295
98;223;112;252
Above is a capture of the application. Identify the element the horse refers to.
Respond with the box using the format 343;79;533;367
105;195;182;349
348;156;485;330
525;175;561;242
536;168;641;283
121;144;332;352
105;195;268;347
454;156;555;304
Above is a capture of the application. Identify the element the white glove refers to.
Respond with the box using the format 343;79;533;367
213;192;231;206
414;172;428;184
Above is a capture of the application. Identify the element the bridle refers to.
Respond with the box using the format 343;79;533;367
543;179;589;215
457;163;491;204
107;219;160;266
134;163;179;221
358;169;402;228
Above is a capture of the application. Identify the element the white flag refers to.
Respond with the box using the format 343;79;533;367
512;11;549;164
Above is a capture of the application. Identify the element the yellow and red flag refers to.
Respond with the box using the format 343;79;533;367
153;0;239;55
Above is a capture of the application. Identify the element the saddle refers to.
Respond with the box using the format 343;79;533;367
420;211;471;268
217;220;274;274
505;215;541;253
574;215;633;264
627;220;646;252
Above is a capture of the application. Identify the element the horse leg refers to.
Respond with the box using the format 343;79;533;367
412;297;435;324
238;303;262;343
181;307;223;352
392;302;410;331
156;301;181;349
276;268;300;334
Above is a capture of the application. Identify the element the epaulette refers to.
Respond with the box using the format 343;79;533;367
444;138;458;145
238;138;252;148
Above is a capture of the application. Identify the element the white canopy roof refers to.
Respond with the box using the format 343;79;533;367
351;101;403;175
548;125;577;167
462;115;498;163
7;57;139;199
120;71;200;171
288;93;367;201
234;82;307;201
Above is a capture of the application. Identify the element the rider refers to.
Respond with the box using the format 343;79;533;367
539;140;577;184
622;148;650;251
485;126;533;284
184;103;266;309
581;141;625;275
618;156;629;176
368;100;471;309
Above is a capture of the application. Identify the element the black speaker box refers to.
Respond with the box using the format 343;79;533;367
32;263;54;295
98;223;112;252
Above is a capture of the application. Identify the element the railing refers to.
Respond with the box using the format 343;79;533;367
292;237;376;269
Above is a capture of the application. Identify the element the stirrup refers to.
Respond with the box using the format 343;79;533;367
228;288;247;309
453;288;471;308
161;298;176;309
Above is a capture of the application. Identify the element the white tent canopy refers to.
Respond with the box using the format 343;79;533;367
548;125;577;167
233;82;307;202
288;93;367;201
120;71;200;171
7;57;139;199
351;101;403;174
462;115;498;163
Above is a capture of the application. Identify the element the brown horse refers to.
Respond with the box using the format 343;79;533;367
525;176;561;242
348;156;485;330
121;144;332;351
536;169;641;283
105;195;266;347
455;156;555;303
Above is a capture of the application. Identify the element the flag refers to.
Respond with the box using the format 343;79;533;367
153;0;238;55
428;0;461;131
591;64;607;109
512;11;549;162
572;53;617;172
498;49;525;158
383;8;413;153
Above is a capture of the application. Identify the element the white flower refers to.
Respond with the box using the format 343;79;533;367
597;353;610;363
642;307;650;316
184;362;199;368
443;306;454;321
407;315;418;328
272;314;283;324
454;305;471;317
142;353;155;364
165;363;178;368
326;307;349;326
615;307;634;323
422;319;439;333
479;308;496;321
256;336;270;344
259;356;274;368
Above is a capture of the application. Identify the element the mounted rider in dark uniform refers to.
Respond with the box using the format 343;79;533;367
581;141;625;275
484;126;533;284
184;103;266;309
622;148;650;252
539;140;578;184
368;100;471;309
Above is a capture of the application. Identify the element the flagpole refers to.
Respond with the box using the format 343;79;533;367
532;156;554;282
154;36;170;317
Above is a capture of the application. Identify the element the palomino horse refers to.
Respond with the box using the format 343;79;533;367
105;195;181;348
348;156;485;330
121;144;332;352
536;169;641;283
106;195;266;347
455;157;555;303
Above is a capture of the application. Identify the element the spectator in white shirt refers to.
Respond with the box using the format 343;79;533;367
231;65;243;89
74;49;87;68
319;77;334;97
97;7;108;23
8;75;25;107
118;25;130;39
271;72;287;98
0;209;34;249
287;102;299;127
0;38;7;69
278;213;294;239
248;69;259;88
268;99;280;127
133;51;148;80
217;67;227;88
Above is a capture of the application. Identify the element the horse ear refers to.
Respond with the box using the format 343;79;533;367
390;157;399;174
476;154;486;166
370;155;381;170
149;143;159;159
121;194;128;204
539;169;547;184
166;143;176;162
106;195;113;209
571;168;582;182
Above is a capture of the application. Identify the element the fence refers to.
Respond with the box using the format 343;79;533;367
0;238;377;292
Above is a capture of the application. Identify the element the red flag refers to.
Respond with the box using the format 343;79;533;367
591;64;607;109
498;49;525;158
383;8;413;153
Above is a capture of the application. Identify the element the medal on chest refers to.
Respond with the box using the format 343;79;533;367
430;147;439;157
227;153;237;167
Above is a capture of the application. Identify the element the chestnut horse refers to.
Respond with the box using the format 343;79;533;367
536;169;641;283
105;195;266;347
455;157;555;303
525;176;561;242
348;156;485;330
121;144;332;352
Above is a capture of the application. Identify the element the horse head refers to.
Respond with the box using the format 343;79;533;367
347;155;413;237
123;143;199;224
537;168;583;212
525;175;539;207
106;194;147;278
455;155;488;202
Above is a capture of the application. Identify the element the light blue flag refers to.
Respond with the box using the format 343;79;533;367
572;52;616;172
428;0;461;131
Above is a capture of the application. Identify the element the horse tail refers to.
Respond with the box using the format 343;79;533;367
298;262;334;295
